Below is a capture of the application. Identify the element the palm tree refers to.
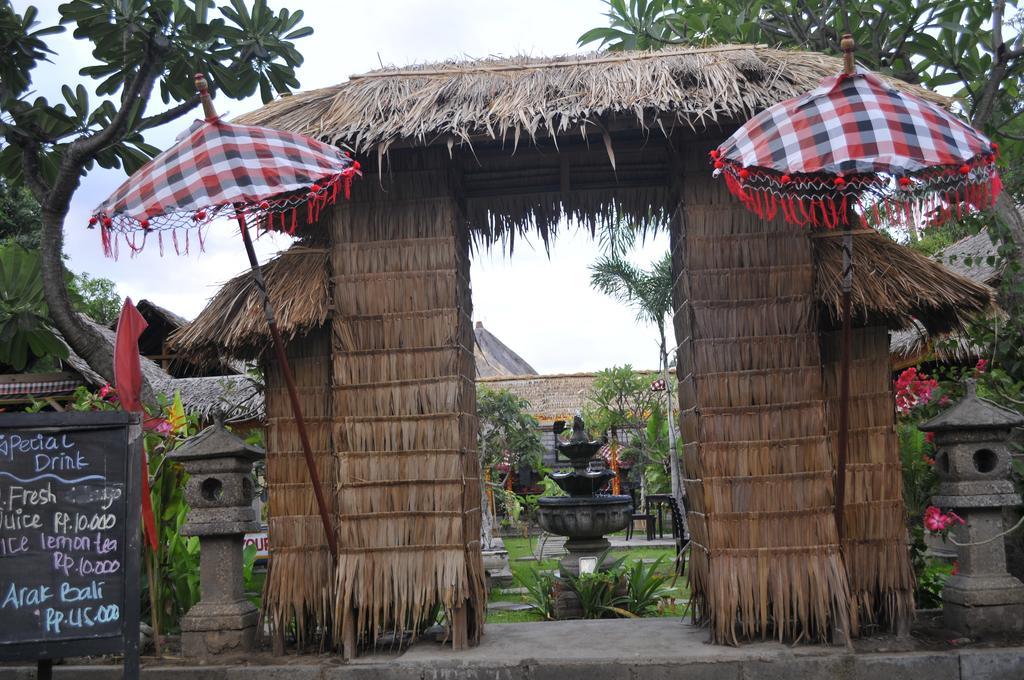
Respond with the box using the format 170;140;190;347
589;250;685;520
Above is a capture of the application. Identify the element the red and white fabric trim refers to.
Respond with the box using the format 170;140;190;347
90;116;360;256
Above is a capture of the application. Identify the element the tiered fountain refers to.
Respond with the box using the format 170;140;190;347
538;416;633;580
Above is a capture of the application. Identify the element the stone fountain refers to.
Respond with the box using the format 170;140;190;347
538;416;632;586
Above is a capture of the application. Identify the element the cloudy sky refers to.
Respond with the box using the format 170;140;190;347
16;0;671;374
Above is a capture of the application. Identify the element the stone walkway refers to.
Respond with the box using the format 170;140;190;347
2;618;1021;679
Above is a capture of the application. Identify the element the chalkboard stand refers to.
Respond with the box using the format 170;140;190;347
0;411;141;680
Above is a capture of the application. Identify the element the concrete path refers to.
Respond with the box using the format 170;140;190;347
1;618;1021;679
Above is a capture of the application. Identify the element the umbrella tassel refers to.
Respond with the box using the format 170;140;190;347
197;226;206;253
101;224;112;258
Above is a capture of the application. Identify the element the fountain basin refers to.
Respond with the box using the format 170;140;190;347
537;495;632;539
550;468;617;497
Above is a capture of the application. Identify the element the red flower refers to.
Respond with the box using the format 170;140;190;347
894;367;939;414
98;384;114;399
975;358;988;374
924;506;965;533
925;432;935;444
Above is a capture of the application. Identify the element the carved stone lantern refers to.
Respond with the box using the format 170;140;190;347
168;416;265;657
919;380;1024;636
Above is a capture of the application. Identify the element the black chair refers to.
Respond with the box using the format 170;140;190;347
625;488;655;541
667;495;691;575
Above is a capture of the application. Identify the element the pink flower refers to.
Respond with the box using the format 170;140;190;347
923;506;966;533
925;432;935;444
975;358;988;374
894;367;939;414
144;418;174;436
98;384;114;400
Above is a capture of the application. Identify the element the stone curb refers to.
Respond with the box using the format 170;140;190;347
2;647;1022;680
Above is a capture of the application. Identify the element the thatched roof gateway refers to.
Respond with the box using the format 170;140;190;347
211;45;987;649
239;46;945;157
172;235;994;361
237;47;947;244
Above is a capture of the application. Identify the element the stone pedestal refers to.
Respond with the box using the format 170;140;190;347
920;380;1024;637
482;537;513;588
168;418;264;658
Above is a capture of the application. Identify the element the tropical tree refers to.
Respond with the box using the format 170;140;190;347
589;251;685;511
476;387;545;547
579;0;1024;312
584;364;671;506
0;0;313;397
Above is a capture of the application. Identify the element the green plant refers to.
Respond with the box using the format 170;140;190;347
565;569;624;619
615;555;675;617
0;244;68;370
515;568;556;621
917;559;955;609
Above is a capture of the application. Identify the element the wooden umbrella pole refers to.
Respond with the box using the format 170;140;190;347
836;228;853;542
834;34;858;543
236;212;338;561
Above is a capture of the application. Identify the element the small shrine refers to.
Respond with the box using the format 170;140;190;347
920;380;1024;636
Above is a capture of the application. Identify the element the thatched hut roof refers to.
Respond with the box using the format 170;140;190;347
238;46;946;156
812;230;994;336
474;321;536;377
889;229;1002;367
169;246;331;361
173;234;994;363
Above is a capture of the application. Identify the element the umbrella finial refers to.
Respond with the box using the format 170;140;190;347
194;73;218;121
840;34;856;76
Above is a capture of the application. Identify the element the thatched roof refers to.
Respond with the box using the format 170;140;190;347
169;246;331;361
238;46;946;156
931;229;1002;286
888;229;1002;367
174;234;994;363
474;321;536;377
64;315;261;422
812;230;995;336
478;371;656;423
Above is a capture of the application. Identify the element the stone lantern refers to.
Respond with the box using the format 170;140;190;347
168;416;265;657
919;379;1024;636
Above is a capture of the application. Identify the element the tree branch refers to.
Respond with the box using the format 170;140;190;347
137;94;201;132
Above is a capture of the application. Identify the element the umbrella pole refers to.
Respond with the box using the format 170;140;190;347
235;213;339;562
836;227;854;543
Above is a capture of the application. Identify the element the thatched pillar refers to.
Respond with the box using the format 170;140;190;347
262;328;336;646
328;150;485;653
671;141;852;644
821;325;915;630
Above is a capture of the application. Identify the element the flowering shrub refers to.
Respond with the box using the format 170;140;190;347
894;367;940;414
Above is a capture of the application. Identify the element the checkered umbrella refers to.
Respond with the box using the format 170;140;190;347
91;83;359;257
712;59;1000;230
710;37;1002;546
91;74;349;562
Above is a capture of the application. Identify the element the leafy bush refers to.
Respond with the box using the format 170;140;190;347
614;556;675;617
515;568;556;620
565;570;623;619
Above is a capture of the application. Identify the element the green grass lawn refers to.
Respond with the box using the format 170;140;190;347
486;536;691;624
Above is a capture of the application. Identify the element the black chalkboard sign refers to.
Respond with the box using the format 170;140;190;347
0;411;140;679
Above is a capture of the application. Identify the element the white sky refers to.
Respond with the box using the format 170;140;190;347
15;0;670;374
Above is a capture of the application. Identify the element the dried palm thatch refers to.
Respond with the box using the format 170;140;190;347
812;231;995;336
820;326;916;629
261;328;337;646
174;230;993;364
237;46;946;158
325;152;483;655
675;150;855;644
169;245;331;361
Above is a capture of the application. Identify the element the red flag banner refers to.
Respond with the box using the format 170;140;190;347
113;298;158;553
